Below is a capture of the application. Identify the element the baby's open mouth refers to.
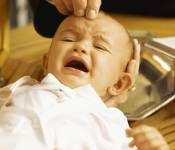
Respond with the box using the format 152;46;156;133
64;58;89;73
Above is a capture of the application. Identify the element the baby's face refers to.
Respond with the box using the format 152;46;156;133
46;14;131;99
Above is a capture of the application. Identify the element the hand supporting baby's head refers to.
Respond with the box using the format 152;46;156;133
43;12;135;104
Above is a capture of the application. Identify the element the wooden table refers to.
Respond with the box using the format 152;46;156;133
2;14;175;149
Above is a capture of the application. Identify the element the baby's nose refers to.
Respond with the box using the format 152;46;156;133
73;41;91;54
73;47;87;54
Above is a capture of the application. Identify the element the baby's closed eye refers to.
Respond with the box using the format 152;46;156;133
94;43;111;53
61;37;76;42
60;32;78;42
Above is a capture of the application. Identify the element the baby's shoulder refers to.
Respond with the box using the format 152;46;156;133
0;76;58;110
11;76;57;97
12;82;58;108
0;76;37;106
104;107;129;127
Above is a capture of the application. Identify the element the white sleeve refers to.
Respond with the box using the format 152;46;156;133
0;107;47;150
0;87;49;150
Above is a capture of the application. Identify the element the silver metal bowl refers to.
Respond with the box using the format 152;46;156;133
118;38;175;120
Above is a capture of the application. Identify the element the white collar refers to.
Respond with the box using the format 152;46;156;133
41;73;74;94
41;73;107;109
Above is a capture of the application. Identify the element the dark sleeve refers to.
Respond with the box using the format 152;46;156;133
33;0;175;38
33;0;65;38
101;0;175;17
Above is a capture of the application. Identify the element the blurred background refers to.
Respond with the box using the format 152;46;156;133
11;0;33;28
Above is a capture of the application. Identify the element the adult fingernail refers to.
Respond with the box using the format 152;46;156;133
75;9;84;16
87;10;96;19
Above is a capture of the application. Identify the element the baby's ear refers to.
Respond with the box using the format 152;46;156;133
42;53;48;70
107;72;132;96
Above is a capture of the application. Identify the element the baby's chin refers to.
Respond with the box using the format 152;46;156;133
57;74;90;89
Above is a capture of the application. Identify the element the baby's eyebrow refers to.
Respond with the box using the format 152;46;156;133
60;29;79;35
94;34;111;45
60;24;87;34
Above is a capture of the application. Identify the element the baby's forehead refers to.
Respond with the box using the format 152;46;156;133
56;15;129;44
54;14;131;52
57;15;125;35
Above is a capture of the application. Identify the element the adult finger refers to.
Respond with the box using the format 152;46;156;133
126;39;140;74
126;125;152;140
127;127;169;150
86;0;101;19
62;0;74;13
53;0;70;15
133;39;141;74
73;0;87;17
133;39;140;60
126;39;141;86
126;59;137;89
130;125;154;136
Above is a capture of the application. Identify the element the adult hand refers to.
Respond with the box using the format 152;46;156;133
105;39;141;107
52;0;101;19
127;39;140;89
126;125;169;150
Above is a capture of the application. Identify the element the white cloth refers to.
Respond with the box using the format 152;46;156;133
0;73;134;150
